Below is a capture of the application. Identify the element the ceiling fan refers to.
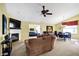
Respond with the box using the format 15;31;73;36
41;6;52;17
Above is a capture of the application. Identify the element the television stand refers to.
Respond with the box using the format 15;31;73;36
1;39;12;56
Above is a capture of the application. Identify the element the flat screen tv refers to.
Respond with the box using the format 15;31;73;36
10;18;21;29
2;14;7;34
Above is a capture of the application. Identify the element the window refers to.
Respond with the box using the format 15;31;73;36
63;25;77;34
29;24;41;33
10;23;14;28
35;25;40;33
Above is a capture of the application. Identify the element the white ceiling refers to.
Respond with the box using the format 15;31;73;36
4;3;79;24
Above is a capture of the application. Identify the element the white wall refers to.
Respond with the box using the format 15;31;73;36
10;29;21;40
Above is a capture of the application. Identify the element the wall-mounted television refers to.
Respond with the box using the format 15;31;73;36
2;14;7;34
9;18;21;29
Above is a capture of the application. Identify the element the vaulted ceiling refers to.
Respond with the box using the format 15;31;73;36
4;3;79;24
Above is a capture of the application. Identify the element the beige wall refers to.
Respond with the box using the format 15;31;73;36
53;23;63;32
21;21;29;41
0;4;10;42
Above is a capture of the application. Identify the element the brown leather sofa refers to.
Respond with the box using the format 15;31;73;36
25;34;55;56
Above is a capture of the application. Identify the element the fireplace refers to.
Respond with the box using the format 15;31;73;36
10;33;19;42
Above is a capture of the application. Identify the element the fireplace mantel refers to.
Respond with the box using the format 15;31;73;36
10;29;21;40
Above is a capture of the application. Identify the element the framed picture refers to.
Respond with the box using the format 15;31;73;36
2;14;7;34
46;26;53;33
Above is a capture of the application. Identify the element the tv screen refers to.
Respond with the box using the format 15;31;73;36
10;18;21;29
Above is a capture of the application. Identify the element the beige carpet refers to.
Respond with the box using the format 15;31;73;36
41;39;79;56
0;39;79;56
11;41;26;56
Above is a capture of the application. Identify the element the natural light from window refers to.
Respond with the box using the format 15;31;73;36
29;24;41;33
63;25;77;34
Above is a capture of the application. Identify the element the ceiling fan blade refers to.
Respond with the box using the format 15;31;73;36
46;10;49;12
46;13;52;15
43;6;45;10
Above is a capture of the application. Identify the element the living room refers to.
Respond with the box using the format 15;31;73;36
0;3;79;56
